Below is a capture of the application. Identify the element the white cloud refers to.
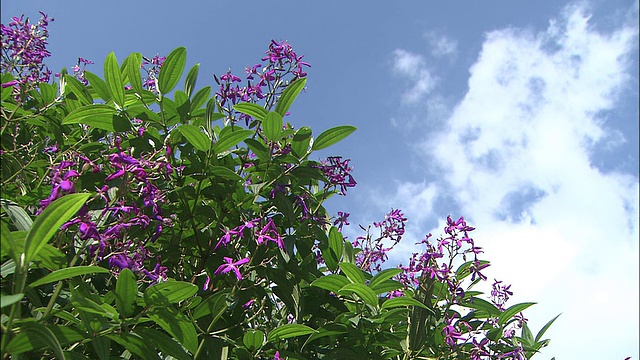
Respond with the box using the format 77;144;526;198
424;31;458;58
388;3;639;359
392;49;438;104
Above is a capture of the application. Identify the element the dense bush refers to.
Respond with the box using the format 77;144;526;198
1;12;556;359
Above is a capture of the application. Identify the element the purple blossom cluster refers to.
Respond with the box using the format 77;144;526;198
0;11;53;86
317;156;357;196
37;141;175;283
353;209;406;272
141;54;165;92
214;39;310;123
215;218;284;252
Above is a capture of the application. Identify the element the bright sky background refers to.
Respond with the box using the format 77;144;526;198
3;1;638;358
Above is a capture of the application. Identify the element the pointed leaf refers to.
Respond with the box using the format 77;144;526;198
10;321;65;359
498;302;536;326
104;52;125;107
275;77;306;116
243;330;265;352
184;63;200;98
190;85;211;111
158;47;187;95
535;313;561;343
370;279;404;295
233;103;267;121
328;226;344;264
369;268;402;290
267;324;316;342
1;293;24;308
381;296;431;311
125;52;144;95
263;111;283;141
23;193;90;265
135;327;191;360
147;305;198;353
312;125;357;151
339;262;365;284
311;274;350;294
106;333;159;360
64;75;92;105
291;126;312;158
144;281;198;305
62;104;131;132
214;129;253;154
177;124;210;152
193;291;228;320
84;71;111;102
29;266;110;288
115;268;137;318
338;283;379;308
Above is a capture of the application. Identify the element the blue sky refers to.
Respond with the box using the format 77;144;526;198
2;1;638;358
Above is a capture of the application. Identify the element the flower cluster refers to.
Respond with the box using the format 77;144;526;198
141;54;165;92
353;209;406;272
317;156;357;196
0;12;53;86
214;39;310;123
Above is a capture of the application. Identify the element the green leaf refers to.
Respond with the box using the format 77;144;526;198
535;313;561;343
369;268;402;290
210;166;243;182
158;47;187;95
106;333;159;360
6;325;85;355
104;52;125;107
39;82;58;105
177;124;210;152
243;330;265;352
370;279;404;295
311;274;350;294
233;103;268;121
10;321;65;359
338;283;379;308
244;138;270;161
275;77;306;116
115;268;137;318
343;240;356;264
206;97;223;123
291;126;312;158
144;281;198;305
84;71;111;103
125;52;144;95
214;129;253;154
1;223;19;263
381;296;431;311
1;199;32;231
267;324;316;342
328;226;344;264
135;327;192;360
190;85;211;112
184;63;200;98
1;293;24;308
498;302;536;326
147;305;198;353
521;321;534;345
192;291;228;320
64;75;93;105
312;125;357;151
23;193;90;266
263;111;283;141
339;262;365;284
456;260;491;281
62;104;131;132
461;297;501;318
29;266;110;288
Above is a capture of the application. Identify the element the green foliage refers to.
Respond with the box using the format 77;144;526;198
0;41;555;360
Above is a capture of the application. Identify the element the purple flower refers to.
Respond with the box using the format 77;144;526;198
256;218;284;249
214;257;250;281
333;211;350;232
317;156;357;195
